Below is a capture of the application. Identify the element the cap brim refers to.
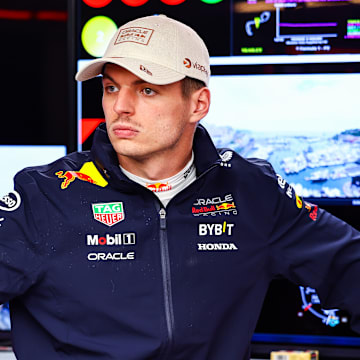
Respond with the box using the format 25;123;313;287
75;57;186;85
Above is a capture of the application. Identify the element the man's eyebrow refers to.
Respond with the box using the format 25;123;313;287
102;72;116;83
133;79;148;86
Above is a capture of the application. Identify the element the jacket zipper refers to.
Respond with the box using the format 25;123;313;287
156;163;218;356
158;207;175;357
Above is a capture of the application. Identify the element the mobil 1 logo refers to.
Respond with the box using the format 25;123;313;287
92;202;125;227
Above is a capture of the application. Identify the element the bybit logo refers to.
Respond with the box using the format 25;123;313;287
198;222;235;236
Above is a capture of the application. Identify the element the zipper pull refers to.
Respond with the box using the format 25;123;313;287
159;208;167;230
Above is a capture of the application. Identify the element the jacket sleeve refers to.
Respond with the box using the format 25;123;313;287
265;166;360;334
0;170;43;303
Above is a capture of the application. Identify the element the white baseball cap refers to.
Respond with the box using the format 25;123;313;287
75;14;210;86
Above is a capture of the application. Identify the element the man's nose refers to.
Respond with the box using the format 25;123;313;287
113;88;135;116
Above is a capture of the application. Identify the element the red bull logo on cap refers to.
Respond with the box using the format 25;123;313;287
55;162;108;190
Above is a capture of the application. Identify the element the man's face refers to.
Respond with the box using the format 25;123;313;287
102;64;194;164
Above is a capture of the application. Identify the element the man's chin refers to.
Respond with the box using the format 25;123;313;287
112;145;148;162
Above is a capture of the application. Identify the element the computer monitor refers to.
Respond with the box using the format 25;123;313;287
69;0;360;357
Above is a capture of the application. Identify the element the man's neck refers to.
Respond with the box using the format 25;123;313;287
118;149;193;180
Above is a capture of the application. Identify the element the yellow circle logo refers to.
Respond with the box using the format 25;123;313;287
81;16;117;58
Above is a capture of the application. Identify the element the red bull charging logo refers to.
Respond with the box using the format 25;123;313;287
55;162;108;190
192;194;238;217
216;202;236;211
146;182;172;192
55;171;96;189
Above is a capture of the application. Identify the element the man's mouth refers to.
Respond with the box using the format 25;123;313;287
112;124;139;139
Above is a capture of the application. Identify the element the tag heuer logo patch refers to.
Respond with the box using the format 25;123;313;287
92;202;125;227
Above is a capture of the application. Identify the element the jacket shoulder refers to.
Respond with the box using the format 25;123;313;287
14;151;91;184
217;148;277;180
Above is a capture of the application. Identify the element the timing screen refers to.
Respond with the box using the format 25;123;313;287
78;0;360;58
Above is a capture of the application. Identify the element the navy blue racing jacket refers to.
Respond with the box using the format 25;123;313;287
1;124;360;359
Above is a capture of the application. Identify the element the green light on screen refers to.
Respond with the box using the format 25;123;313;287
81;16;118;58
200;0;223;4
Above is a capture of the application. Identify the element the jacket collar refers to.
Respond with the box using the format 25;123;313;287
192;124;222;176
90;123;221;188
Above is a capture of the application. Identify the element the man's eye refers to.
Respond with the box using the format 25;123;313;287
142;87;156;96
104;85;118;93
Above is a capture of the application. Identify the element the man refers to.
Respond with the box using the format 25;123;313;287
1;14;360;360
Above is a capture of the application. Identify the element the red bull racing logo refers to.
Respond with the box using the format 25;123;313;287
192;194;237;217
216;202;236;211
55;162;108;190
146;182;172;193
305;201;318;221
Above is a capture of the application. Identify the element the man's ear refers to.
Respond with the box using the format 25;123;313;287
189;87;211;124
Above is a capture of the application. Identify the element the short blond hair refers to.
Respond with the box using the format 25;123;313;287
181;77;206;98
